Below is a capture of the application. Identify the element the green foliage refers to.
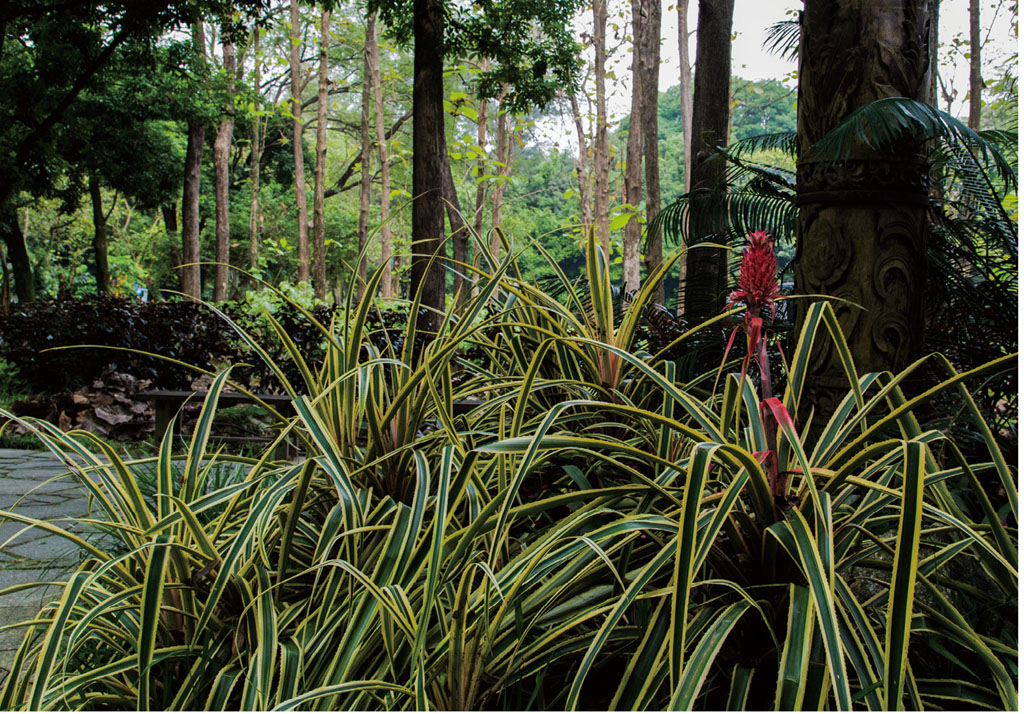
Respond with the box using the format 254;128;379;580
0;237;1016;710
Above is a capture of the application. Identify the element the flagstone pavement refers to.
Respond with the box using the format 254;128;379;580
0;448;97;684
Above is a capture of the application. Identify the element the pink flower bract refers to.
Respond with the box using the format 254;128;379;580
727;230;780;318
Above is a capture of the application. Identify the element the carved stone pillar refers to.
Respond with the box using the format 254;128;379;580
795;1;931;420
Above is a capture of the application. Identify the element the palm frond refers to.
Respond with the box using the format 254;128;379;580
763;19;800;61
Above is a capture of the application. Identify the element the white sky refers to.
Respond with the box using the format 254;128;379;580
543;0;1018;148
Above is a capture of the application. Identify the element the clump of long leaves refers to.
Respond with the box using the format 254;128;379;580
0;233;1016;710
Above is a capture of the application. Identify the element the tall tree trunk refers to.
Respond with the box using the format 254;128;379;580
471;95;488;264
926;0;939;107
213;34;236;302
675;0;693;313
489;91;513;260
290;0;310;285
0;239;10;315
410;0;447;332
968;0;982;129
567;93;594;234
357;9;374;301
623;0;644;294
313;8;330;300
640;0;663;303
593;0;611;258
181;22;206;301
682;0;733;323
248;29;263;286
442;152;470;304
162;204;177;235
795;0;931;420
367;12;393;299
1;204;33;303
89;174;109;295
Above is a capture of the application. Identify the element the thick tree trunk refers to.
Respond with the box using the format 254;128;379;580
181;23;206;301
1;204;34;303
675;0;693;314
248;30;263;286
357;9;374;302
623;0;644;294
795;0;931;419
640;0;663;303
968;0;982;129
213;35;236;303
682;0;733;323
313;9;330;300
593;0;611;258
89;174;109;295
410;0;447;332
290;0;310;285
367;12;393;299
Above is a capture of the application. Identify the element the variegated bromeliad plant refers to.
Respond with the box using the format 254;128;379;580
0;230;1016;710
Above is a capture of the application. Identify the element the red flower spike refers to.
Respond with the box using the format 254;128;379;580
727;230;780;321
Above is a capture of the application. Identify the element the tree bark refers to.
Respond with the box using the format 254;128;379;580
640;0;663;303
682;0;733;323
795;0;931;420
89;174;109;295
213;34;236;303
410;0;447;332
442;152;470;304
181;22;206;301
925;0;939;108
968;0;982;129
357;9;374;302
248;29;263;286
567;93;594;235
489;91;514;260
675;0;693;314
623;0;644;294
593;0;611;258
0;204;34;303
313;8;330;300
367;12;394;299
290;0;310;285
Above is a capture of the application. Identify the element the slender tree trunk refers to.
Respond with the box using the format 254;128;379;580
567;93;594;234
89;174;109;295
290;0;310;285
213;35;236;302
357;9;374;301
926;0;939;107
489;91;513;260
367;12;393;299
968;0;982;129
313;8;330;300
410;0;447;332
640;0;663;303
623;0;644;294
675;0;693;313
795;0;931;420
248;29;263;286
682;0;733;323
473;83;489;244
442;152;470;304
593;0;611;258
0;239;10;315
0;204;33;303
181;22;207;301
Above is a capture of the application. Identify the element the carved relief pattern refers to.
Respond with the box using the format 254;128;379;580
795;1;931;426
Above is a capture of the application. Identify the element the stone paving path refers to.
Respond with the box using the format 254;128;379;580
0;448;95;682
